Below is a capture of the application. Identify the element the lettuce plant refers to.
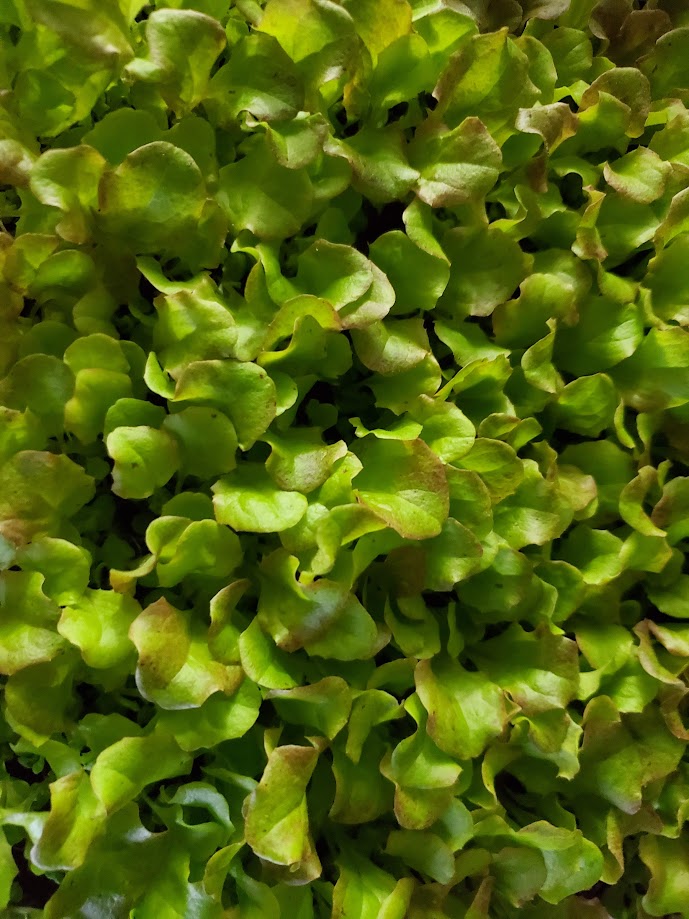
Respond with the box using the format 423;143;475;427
2;0;689;916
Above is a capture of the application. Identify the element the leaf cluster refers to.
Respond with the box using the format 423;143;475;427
1;0;689;916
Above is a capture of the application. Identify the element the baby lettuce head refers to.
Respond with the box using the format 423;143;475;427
2;0;689;916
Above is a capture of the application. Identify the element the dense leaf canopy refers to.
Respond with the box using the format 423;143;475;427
1;0;689;916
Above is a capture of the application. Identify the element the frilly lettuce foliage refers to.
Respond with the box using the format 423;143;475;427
1;0;689;916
